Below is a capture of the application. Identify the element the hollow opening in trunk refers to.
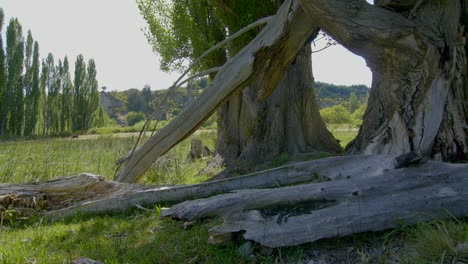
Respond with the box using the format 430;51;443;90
311;39;372;149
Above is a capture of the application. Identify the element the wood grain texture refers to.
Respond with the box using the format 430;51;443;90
0;155;398;220
162;161;468;247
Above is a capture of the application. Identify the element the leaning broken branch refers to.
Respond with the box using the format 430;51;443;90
115;16;272;170
114;0;317;183
174;15;272;87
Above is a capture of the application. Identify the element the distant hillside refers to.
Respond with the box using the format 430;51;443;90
99;80;368;125
314;82;369;108
100;78;208;125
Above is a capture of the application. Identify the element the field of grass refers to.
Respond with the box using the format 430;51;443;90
0;130;217;185
0;212;248;263
0;129;467;263
326;125;359;148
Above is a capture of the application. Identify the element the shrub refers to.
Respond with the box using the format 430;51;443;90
126;112;146;126
320;105;352;124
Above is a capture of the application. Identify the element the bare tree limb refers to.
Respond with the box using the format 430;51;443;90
298;0;418;61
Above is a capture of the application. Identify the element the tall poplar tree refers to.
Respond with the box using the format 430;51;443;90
42;54;55;135
5;18;25;136
46;53;61;135
29;41;40;136
60;56;73;132
23;30;37;136
73;54;86;132
38;60;47;135
49;58;61;134
348;92;359;114
0;9;6;135
83;59;99;130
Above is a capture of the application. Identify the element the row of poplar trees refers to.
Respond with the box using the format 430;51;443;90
0;9;103;137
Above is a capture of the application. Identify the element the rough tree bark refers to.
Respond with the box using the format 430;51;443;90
298;0;467;160
216;44;341;171
116;0;467;183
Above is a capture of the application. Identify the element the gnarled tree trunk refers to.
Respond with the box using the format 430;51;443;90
115;0;467;183
298;0;467;160
216;44;341;171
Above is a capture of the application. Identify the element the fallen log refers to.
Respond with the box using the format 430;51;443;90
161;161;468;247
2;155;466;248
0;155;400;221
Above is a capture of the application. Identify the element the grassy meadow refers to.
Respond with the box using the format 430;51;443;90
0;128;467;263
0;130;217;185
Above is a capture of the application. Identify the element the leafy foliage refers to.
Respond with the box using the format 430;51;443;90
126;111;146;126
4;18;24;136
103;78;209;124
23;34;40;136
138;0;278;74
314;81;368;109
320;105;352;124
0;10;105;137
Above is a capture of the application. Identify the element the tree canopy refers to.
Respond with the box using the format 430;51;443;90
0;8;105;137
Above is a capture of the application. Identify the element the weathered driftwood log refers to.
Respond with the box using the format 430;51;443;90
2;155;466;248
1;155;399;220
161;161;468;247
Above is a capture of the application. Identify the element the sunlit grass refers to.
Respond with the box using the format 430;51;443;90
0;130;218;184
1;127;466;263
0;210;244;264
332;130;357;148
327;125;358;148
404;219;468;263
0;136;132;183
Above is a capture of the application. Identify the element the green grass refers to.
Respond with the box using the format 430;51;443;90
0;136;132;183
332;130;357;148
327;124;358;148
404;219;468;263
0;130;218;185
89;120;170;135
0;210;246;264
1;127;467;263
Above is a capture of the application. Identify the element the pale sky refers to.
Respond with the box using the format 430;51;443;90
0;0;372;91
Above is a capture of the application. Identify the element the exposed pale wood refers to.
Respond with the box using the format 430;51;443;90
0;174;130;213
161;161;468;247
174;16;272;87
115;16;271;168
114;0;319;183
2;155;467;248
0;155;398;220
53;155;403;220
